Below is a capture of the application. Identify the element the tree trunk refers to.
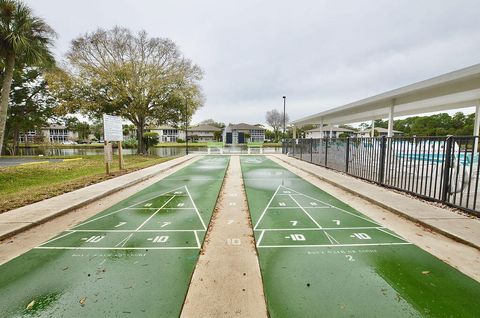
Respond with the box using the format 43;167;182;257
12;128;19;156
0;53;15;156
136;120;146;154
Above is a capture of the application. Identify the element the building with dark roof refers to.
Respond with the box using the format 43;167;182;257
223;123;265;144
188;124;222;142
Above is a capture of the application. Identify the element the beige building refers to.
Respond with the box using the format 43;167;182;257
305;125;355;138
19;125;79;143
149;124;222;142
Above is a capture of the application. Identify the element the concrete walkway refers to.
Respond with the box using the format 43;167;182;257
181;156;267;317
272;154;480;250
0;155;198;240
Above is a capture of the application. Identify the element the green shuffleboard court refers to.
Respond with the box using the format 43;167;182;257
240;156;480;317
0;156;229;317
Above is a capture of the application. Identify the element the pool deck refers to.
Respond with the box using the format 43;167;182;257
272;154;480;250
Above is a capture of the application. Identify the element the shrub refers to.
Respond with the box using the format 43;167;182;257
143;132;159;151
123;138;138;149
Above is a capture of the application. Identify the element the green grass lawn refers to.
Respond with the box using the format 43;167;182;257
0;155;174;213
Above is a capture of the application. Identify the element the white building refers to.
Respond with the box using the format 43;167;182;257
223;123;265;144
149;126;183;142
188;124;222;142
357;127;404;137
305;125;355;138
149;124;222;143
19;125;79;143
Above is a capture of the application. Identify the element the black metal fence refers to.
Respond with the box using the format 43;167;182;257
284;136;480;217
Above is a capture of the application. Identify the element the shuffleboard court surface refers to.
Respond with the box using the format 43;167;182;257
0;156;229;317
240;156;480;317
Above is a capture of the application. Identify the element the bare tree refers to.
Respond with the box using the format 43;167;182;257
266;109;289;142
48;27;203;154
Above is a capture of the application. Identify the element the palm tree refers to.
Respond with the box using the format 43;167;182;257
0;0;55;155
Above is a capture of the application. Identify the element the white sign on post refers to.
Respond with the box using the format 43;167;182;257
103;114;123;141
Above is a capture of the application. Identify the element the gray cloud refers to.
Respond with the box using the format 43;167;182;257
25;0;480;124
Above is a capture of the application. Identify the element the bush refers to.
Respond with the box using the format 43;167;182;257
123;138;138;149
176;138;184;143
143;132;159;151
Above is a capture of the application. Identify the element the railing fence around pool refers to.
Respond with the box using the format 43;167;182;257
283;136;480;217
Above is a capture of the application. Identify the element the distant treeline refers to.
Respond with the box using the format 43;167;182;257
370;112;475;137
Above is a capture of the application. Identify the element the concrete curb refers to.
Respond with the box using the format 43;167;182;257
271;154;480;251
0;155;198;241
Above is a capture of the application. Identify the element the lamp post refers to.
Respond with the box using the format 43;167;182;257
185;98;189;155
283;96;286;140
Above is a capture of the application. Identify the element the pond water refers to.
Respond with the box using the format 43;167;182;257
15;146;282;157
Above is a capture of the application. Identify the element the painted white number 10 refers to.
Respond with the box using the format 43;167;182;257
351;233;371;240
289;234;306;241
152;236;169;243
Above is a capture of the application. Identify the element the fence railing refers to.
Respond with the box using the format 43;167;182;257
283;136;480;217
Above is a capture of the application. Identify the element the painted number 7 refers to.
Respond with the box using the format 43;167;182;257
290;220;298;226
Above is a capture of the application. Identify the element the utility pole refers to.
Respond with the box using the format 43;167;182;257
185;98;189;155
283;96;286;140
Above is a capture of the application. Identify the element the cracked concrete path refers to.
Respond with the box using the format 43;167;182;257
181;156;267;318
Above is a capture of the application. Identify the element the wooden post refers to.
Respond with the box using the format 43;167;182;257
104;140;111;175
118;141;124;170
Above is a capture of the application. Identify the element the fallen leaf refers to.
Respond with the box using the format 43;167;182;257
79;297;86;307
422;271;430;275
26;300;35;310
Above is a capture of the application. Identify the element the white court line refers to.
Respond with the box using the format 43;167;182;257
264;206;331;210
135;195;176;231
289;194;323;229
254;226;385;231
34;246;199;250
324;232;340;245
40;231;77;245
257;242;413;248
115;233;133;247
376;227;408;241
253;185;282;230
65;229;206;233
256;230;266;247
185;186;207;230
125;207;196;211
194;230;201;248
165;208;197;210
73;186;186;228
281;185;382;226
127;207;196;210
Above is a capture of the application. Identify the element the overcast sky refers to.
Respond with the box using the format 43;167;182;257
25;0;480;125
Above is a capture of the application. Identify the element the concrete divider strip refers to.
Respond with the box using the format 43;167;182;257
181;155;268;317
